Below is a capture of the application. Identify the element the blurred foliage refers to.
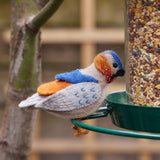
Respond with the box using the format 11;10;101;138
0;1;10;28
45;0;80;27
0;0;124;28
97;0;124;27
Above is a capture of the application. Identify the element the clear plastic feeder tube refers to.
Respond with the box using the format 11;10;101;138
125;0;160;106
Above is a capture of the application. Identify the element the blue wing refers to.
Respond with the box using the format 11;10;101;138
55;69;98;84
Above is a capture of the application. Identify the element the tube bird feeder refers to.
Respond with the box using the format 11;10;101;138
126;0;160;107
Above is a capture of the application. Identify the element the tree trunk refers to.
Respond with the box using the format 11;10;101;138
0;0;63;159
0;1;41;159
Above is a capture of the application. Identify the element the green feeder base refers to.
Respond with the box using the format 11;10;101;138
72;91;160;139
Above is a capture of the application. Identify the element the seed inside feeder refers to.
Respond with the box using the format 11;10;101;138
126;0;160;107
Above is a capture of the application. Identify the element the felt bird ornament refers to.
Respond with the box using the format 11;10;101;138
19;50;125;137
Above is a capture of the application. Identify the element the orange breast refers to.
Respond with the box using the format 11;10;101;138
37;80;72;95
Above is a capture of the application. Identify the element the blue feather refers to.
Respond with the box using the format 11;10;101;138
55;69;98;84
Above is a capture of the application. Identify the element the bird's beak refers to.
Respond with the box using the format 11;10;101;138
115;69;125;77
108;69;125;83
106;69;125;83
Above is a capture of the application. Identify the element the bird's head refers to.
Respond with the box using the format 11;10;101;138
94;50;125;83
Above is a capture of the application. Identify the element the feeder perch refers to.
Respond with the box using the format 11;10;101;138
72;0;160;139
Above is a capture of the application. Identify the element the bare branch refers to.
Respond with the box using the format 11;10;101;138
28;0;64;32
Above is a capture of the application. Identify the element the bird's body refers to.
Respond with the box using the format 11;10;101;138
19;50;125;120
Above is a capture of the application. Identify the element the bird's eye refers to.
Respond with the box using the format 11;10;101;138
113;63;118;68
